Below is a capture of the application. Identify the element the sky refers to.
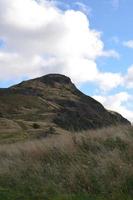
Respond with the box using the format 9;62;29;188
0;0;133;122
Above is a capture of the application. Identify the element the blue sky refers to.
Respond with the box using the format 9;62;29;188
0;0;133;121
60;0;133;119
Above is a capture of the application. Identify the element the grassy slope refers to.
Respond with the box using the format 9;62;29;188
0;126;132;200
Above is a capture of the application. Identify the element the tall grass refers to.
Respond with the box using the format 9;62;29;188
0;125;132;200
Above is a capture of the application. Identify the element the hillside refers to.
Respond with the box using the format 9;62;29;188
0;74;132;200
0;74;130;141
0;125;132;200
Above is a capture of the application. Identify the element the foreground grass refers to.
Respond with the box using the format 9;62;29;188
0;125;132;200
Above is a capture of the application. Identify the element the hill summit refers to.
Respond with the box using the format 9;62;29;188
0;74;130;135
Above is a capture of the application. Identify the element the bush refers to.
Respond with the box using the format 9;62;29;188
47;127;56;134
32;123;40;129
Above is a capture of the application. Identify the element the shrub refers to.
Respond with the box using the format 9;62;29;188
47;127;56;134
32;123;40;129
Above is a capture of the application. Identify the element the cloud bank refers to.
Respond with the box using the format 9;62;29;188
0;0;120;91
123;40;133;48
93;92;133;122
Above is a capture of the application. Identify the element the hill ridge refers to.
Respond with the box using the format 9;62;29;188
0;74;130;136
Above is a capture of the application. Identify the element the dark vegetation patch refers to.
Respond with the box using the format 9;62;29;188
32;123;40;129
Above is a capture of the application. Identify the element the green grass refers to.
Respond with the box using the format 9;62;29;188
0;125;132;199
0;131;29;143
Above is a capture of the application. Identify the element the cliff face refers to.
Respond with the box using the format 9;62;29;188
0;74;130;132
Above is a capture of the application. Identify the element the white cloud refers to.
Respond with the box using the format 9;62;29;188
93;92;133;122
96;72;123;91
123;40;133;48
0;51;45;80
101;49;120;59
0;0;120;92
124;65;133;88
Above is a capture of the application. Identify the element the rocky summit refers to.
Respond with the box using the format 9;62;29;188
0;74;130;137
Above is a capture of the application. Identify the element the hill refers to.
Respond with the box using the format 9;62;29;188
0;74;132;200
0;74;130;142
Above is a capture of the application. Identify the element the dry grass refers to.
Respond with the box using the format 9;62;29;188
0;125;132;200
